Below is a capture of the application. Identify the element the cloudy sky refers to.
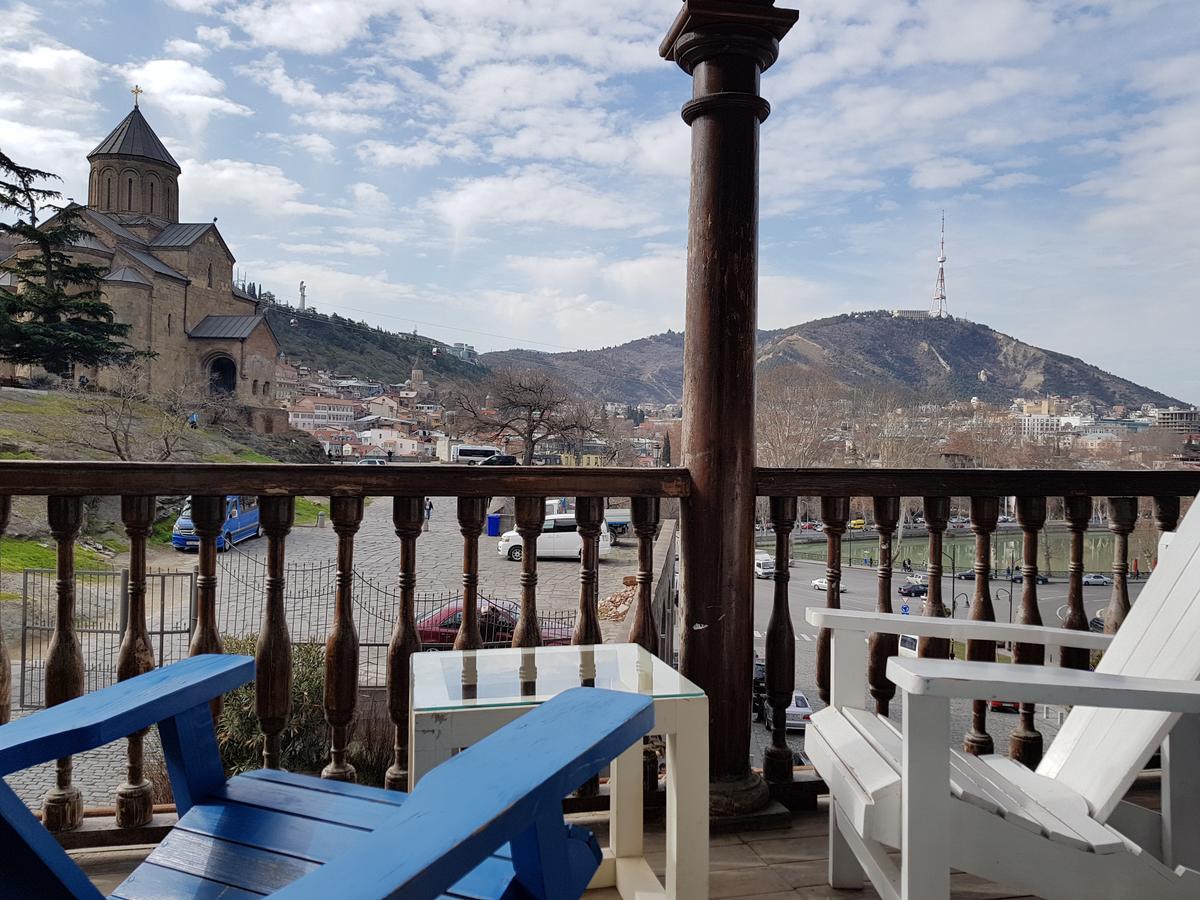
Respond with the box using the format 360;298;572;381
2;0;1197;400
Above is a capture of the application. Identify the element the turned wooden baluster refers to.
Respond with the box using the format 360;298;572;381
1010;496;1047;768
868;497;900;715
384;497;423;792
256;496;295;769
815;496;850;706
1154;496;1181;562
454;497;487;653
512;497;545;696
918;497;951;659
323;496;363;782
1060;496;1092;671
115;496;157;827
763;496;797;785
964;496;999;756
572;497;605;647
188;495;226;718
629;497;661;657
0;495;10;725
42;496;85;832
1104;497;1138;635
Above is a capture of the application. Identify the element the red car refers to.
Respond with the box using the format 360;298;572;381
416;600;573;646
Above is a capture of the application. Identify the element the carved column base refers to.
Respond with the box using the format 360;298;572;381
762;745;794;785
384;764;408;793
321;760;357;783
710;771;771;817
963;730;994;757
114;780;154;829
42;784;83;832
1008;727;1043;769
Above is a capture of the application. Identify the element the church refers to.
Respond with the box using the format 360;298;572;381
2;94;283;420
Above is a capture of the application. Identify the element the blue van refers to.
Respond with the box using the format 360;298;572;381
172;495;261;551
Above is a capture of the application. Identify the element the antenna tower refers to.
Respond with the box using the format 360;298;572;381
929;211;948;318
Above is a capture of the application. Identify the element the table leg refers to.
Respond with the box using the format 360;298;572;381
666;696;708;899
610;740;644;858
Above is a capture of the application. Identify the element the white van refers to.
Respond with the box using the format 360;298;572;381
497;513;613;561
898;634;919;658
754;553;775;579
451;444;501;464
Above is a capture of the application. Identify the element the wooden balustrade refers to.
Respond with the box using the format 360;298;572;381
918;497;951;659
572;497;605;799
322;496;363;782
964;496;999;756
1010;496;1046;767
815;496;849;705
868;497;899;715
763;496;797;784
256;496;295;770
384;497;424;792
628;497;661;656
1105;497;1138;634
1060;496;1092;670
189;495;225;722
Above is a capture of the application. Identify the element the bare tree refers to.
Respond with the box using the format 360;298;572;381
446;368;601;465
755;366;844;467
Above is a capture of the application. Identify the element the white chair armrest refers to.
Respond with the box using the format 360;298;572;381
887;657;1200;713
806;608;1111;650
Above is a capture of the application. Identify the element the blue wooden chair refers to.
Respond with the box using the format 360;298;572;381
0;654;654;899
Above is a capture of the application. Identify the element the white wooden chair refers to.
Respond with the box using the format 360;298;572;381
805;495;1200;900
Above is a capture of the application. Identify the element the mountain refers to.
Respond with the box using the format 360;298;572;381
481;312;1185;408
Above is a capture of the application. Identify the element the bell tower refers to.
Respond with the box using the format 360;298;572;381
86;87;181;223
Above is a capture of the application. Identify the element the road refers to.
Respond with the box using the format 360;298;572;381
747;558;1142;764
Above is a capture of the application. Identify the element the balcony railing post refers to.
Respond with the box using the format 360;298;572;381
385;497;424;792
512;497;546;655
256;496;295;770
188;495;226;718
1154;496;1181;546
918;497;951;659
1105;497;1138;634
662;0;797;814
964;496;999;756
322;495;363;782
1060;496;1093;670
816;496;850;705
629;497;661;657
0;495;10;725
572;496;604;647
115;495;156;828
1011;496;1047;768
763;495;797;785
868;496;900;716
454;497;487;652
42;495;85;832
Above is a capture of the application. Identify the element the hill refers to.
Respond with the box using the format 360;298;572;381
264;306;482;385
481;312;1185;408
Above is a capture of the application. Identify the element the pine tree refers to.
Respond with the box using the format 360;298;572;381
661;430;672;466
0;149;137;376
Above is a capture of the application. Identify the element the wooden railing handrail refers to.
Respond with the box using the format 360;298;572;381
755;467;1200;497
0;462;692;498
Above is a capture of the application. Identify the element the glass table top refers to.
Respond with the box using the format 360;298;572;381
411;643;704;712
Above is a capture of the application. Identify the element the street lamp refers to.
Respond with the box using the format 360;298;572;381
943;544;970;619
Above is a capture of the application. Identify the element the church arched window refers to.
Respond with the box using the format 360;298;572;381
106;179;112;208
149;183;155;214
252;380;259;396
264;381;271;397
127;178;133;210
207;263;213;288
167;313;172;335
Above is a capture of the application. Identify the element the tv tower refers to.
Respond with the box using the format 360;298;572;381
929;211;948;318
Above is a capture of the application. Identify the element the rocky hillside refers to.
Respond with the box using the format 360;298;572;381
481;312;1184;407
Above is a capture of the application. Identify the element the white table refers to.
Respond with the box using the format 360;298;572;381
410;643;709;899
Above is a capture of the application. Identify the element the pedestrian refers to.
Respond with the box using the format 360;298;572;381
425;499;433;521
188;411;199;429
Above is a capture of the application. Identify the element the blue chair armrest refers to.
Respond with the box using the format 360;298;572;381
275;687;654;899
0;655;253;776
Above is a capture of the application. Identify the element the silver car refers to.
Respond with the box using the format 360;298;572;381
762;691;814;732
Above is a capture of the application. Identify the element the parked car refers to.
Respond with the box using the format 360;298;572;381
752;657;767;721
1011;573;1050;584
799;521;821;531
905;574;928;585
848;518;866;530
989;699;1021;712
1082;573;1114;586
811;577;847;592
357;457;387;466
1089;615;1106;633
416;599;572;646
955;570;977;580
912;517;926;526
497;512;613;561
898;582;928;597
762;691;813;732
476;454;518;466
898;634;919;658
998;514;1014;523
172;495;260;551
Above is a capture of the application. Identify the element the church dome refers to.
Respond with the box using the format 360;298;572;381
87;99;180;224
87;106;180;172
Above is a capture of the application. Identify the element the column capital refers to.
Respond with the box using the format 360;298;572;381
661;1;798;72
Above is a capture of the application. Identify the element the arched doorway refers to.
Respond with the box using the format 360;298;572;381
209;356;237;395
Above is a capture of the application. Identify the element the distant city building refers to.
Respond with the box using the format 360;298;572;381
1152;407;1200;434
287;396;358;429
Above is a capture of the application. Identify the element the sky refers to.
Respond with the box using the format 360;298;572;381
1;0;1197;402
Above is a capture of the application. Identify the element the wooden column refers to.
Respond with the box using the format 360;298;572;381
629;497;661;656
42;496;84;832
1010;496;1046;768
572;497;604;647
1060;496;1093;670
763;496;797;784
964;496;998;756
322;496;363;782
512;497;546;654
256;496;294;769
0;495;10;725
1155;496;1181;554
188;495;226;719
115;496;156;827
1104;497;1137;634
662;0;797;812
868;497;899;715
385;497;423;792
454;497;487;652
918;497;951;659
815;496;849;706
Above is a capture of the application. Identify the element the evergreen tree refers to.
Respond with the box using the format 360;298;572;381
661;430;672;466
0;149;137;376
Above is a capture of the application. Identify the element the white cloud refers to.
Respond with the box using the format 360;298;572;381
178;157;350;218
260;130;336;161
280;240;382;257
163;39;208;60
910;157;992;190
196;25;235;49
350;182;391;216
165;0;221;11
984;172;1042;191
119;59;251;135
